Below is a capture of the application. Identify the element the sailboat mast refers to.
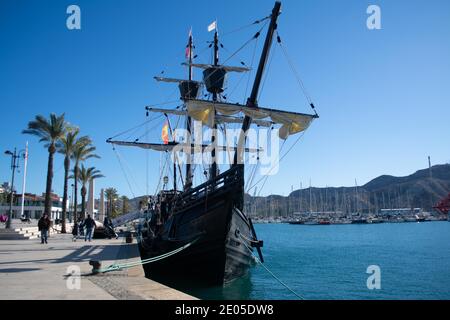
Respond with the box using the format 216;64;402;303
233;1;281;166
185;30;193;189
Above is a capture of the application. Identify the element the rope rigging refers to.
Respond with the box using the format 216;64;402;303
112;146;137;198
107;12;318;203
237;232;305;300
221;15;271;37
247;130;308;196
257;37;277;103
108;115;160;141
276;31;318;116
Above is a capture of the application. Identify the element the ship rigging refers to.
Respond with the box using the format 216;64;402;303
106;1;319;286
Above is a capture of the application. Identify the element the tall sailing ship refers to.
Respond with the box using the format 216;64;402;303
107;1;318;286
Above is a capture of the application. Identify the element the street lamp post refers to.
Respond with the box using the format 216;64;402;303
4;149;18;229
71;183;75;222
4;148;27;229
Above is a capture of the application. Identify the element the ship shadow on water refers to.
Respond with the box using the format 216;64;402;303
146;272;254;300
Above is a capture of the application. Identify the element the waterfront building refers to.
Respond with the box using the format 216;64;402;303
0;192;66;220
379;208;422;216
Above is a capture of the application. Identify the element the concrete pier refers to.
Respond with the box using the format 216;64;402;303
0;233;197;300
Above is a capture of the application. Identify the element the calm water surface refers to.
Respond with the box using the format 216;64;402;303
183;221;450;300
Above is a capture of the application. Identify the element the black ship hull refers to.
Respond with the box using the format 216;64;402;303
137;166;260;286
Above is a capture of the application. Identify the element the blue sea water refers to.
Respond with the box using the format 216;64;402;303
187;221;450;300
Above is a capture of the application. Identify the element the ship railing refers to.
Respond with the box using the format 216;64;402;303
174;165;243;210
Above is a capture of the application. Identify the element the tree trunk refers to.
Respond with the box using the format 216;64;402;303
44;144;55;219
61;156;70;233
81;185;86;219
73;163;79;224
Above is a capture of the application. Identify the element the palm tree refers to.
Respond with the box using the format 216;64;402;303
104;188;119;218
72;142;98;223
23;114;67;218
77;165;104;218
120;195;130;215
57;128;91;233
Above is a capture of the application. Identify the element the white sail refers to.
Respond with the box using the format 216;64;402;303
185;99;317;139
145;107;273;127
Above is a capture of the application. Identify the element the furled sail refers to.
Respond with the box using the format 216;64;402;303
145;107;273;127
107;139;261;153
145;107;186;116
154;76;202;85
216;115;273;127
185;99;318;139
181;62;250;73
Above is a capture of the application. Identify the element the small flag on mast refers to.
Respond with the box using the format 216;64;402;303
207;20;216;32
185;28;192;58
161;121;169;145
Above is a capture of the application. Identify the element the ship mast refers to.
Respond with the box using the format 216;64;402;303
210;29;219;182
233;1;282;166
185;31;193;190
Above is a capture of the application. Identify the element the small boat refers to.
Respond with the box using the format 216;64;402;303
415;215;426;222
351;219;367;224
288;220;304;225
303;220;319;225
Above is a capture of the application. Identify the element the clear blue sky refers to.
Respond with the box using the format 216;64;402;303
1;0;449;199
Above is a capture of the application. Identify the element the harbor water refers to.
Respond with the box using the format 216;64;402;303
181;221;450;299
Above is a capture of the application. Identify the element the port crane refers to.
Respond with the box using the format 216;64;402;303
433;193;450;215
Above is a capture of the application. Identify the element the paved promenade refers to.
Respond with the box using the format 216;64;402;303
0;233;197;300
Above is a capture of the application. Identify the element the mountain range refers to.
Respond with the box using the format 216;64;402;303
243;164;450;217
125;164;450;218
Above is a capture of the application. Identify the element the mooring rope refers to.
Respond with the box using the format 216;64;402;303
93;237;200;274
238;233;305;300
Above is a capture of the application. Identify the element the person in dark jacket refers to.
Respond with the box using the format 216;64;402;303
103;216;118;239
72;221;79;241
84;215;96;242
38;214;51;244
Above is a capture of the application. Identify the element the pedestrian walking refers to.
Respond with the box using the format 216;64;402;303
78;219;85;236
103;216;118;239
72;221;79;241
84;215;96;242
38;214;51;244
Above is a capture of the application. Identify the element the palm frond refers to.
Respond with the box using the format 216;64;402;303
23;113;68;146
77;164;104;185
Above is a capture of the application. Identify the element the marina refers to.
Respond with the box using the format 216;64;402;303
183;221;450;300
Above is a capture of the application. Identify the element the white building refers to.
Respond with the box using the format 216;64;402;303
0;192;66;220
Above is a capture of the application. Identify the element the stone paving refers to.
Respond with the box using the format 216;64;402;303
0;233;196;300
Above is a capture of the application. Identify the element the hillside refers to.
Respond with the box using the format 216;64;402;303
244;164;450;218
125;164;450;218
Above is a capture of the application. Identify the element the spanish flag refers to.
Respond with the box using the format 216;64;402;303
161;121;169;145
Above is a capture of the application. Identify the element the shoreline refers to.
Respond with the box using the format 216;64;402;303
253;218;448;225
